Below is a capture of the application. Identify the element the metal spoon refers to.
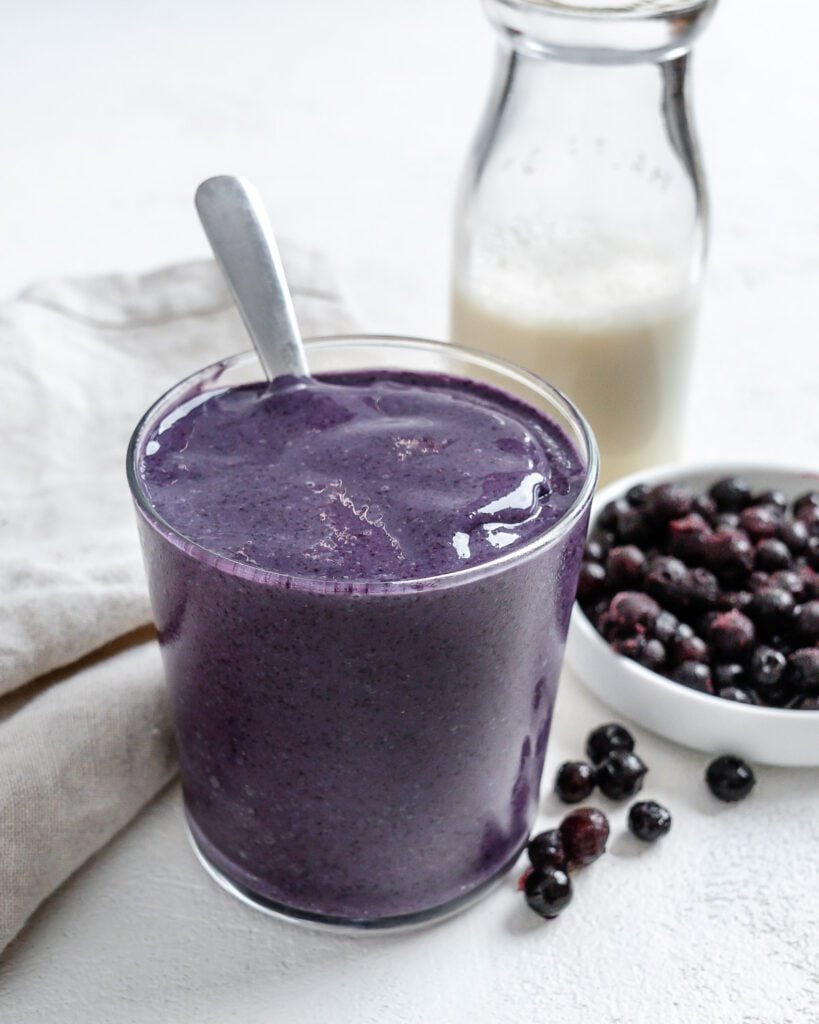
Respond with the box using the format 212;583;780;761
195;175;309;379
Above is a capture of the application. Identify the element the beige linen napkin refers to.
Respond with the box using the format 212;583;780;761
0;253;355;952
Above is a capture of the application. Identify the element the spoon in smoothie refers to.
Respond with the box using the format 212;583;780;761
195;174;309;380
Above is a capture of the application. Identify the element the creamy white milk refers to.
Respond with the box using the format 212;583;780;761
450;245;698;484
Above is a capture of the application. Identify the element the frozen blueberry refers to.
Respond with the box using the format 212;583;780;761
797;566;819;599
638;638;667;671
615;506;655;547
628;800;672;841
748;588;795;635
612;635;648;661
673;660;714;694
795;695;819;710
709;477;753;512
673;633;709;665
554;761;596;804
644;556;690;607
778;519;809;555
714;512;741;531
668;513;712;564
686;567;721;611
794;491;819;518
693;494;718;521
707;609;756;662
785;648;819;694
586;723;634;765
644;483;693;524
577;562;607;602
793;601;819;645
605;545;646;589
626;483;650;507
769;570;807;599
702;530;755;586
796;505;819;532
559;807;610;867
599;498;628;531
607;591;661;633
674;622;695;642
714;663;746;689
705;755;755;802
739;505;781;540
528;828;566;870
754;489;788;512
596;750;648;800
524;866;573;919
748;645;787;692
754;538;792;572
653;609;680;644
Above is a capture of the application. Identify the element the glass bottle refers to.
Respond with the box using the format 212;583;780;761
451;0;718;484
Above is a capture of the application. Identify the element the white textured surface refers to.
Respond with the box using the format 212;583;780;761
1;0;818;1020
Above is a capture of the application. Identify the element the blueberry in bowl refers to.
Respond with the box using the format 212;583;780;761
565;463;819;767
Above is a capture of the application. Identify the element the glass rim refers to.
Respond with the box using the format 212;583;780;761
126;335;599;595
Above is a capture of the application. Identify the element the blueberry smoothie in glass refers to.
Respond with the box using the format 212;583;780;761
127;337;597;927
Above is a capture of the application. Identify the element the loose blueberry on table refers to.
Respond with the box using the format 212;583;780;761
628;800;672;841
586;722;635;763
554;760;596;803
526;722;759;920
553;723;647;807
596;749;648;800
555;807;610;871
522;806;610;919
523;867;573;919
577;477;819;710
705;755;756;802
527;828;566;871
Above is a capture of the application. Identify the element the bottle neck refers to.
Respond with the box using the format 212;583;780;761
482;0;718;66
479;43;704;207
483;0;720;65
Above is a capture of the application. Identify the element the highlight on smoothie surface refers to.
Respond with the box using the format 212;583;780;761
138;369;587;582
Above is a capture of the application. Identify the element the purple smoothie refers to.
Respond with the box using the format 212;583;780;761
131;358;593;925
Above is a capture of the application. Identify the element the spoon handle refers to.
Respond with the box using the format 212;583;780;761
195;175;308;379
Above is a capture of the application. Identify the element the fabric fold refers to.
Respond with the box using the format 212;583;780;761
0;641;174;951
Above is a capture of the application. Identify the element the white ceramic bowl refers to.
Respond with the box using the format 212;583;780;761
565;462;819;767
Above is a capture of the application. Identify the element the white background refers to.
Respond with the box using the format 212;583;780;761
1;1;818;1021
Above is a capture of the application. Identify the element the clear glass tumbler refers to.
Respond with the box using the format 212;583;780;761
451;0;718;484
127;336;597;929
